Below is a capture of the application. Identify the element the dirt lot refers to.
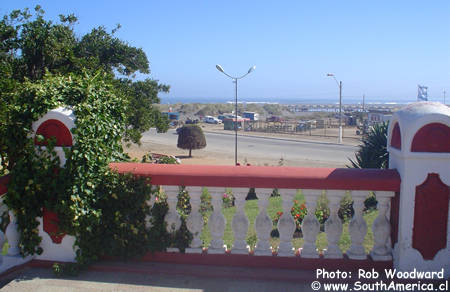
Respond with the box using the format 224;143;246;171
124;124;361;168
199;123;362;144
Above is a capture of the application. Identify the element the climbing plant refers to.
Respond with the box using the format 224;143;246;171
1;73;187;272
0;5;184;271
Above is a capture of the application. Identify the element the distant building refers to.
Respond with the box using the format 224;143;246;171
243;111;259;121
162;112;180;121
223;118;250;130
367;110;391;126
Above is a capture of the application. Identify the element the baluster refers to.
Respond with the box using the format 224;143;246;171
254;188;274;256
370;192;393;260
231;188;250;254
300;190;321;258
208;187;226;254
6;210;20;256
162;185;181;230
347;191;368;259
277;189;296;257
145;195;157;229
185;187;204;254
324;190;345;259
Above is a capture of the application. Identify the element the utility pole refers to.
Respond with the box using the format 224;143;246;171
339;81;342;144
327;73;343;144
362;94;365;112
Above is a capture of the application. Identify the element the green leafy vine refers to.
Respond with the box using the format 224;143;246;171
1;72;191;273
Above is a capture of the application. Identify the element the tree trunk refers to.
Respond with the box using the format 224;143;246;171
189;148;192;157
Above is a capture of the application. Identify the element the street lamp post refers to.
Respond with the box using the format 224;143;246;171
327;73;343;144
216;64;256;165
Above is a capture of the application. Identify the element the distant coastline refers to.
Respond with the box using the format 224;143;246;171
161;96;414;105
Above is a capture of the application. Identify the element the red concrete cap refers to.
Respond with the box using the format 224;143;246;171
109;163;400;191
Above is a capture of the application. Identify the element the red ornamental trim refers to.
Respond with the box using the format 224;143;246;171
35;119;73;147
43;208;66;244
0;175;10;196
412;173;449;260
390;192;400;247
411;123;450;152
390;123;401;150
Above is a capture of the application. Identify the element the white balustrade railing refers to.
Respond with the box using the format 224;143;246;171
157;185;395;261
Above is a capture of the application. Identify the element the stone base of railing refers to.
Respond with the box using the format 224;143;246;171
139;251;393;272
0;255;33;274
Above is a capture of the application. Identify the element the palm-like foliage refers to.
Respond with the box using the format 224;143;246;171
348;122;389;169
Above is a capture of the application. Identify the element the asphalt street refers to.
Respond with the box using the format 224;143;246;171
141;129;358;166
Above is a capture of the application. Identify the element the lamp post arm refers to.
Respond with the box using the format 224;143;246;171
332;76;339;87
236;72;251;80
218;71;235;79
219;71;251;80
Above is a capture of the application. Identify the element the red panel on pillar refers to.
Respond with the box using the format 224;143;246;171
390;192;400;246
411;123;450;152
35;119;72;146
390;123;401;150
0;175;10;196
412;174;449;260
43;208;66;244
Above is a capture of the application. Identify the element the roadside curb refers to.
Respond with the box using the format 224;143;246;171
202;130;359;147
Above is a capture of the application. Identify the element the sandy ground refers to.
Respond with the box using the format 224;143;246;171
124;124;361;168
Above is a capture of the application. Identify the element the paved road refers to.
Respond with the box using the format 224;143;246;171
141;129;357;167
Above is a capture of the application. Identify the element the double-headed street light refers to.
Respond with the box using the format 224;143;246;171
216;64;256;165
327;73;343;144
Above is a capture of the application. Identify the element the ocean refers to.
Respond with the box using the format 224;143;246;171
160;96;412;105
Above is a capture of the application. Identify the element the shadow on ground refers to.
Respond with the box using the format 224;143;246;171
0;262;313;292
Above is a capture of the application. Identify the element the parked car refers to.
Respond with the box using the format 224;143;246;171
185;118;199;124
204;116;222;124
266;115;284;122
219;114;239;121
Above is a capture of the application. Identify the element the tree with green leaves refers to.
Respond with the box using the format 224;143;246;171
177;125;207;157
348;122;389;169
0;6;178;268
0;5;169;173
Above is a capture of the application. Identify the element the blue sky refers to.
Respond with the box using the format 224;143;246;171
2;0;449;103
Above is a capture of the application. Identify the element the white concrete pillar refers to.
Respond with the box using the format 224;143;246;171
387;102;450;276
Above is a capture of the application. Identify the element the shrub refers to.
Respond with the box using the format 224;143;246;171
270;188;280;197
222;190;235;208
177;125;206;157
273;197;329;232
141;154;179;164
245;188;258;200
158;156;179;164
200;188;213;223
348;122;389;169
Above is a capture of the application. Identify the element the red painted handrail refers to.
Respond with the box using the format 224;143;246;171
109;163;400;192
0;174;10;196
